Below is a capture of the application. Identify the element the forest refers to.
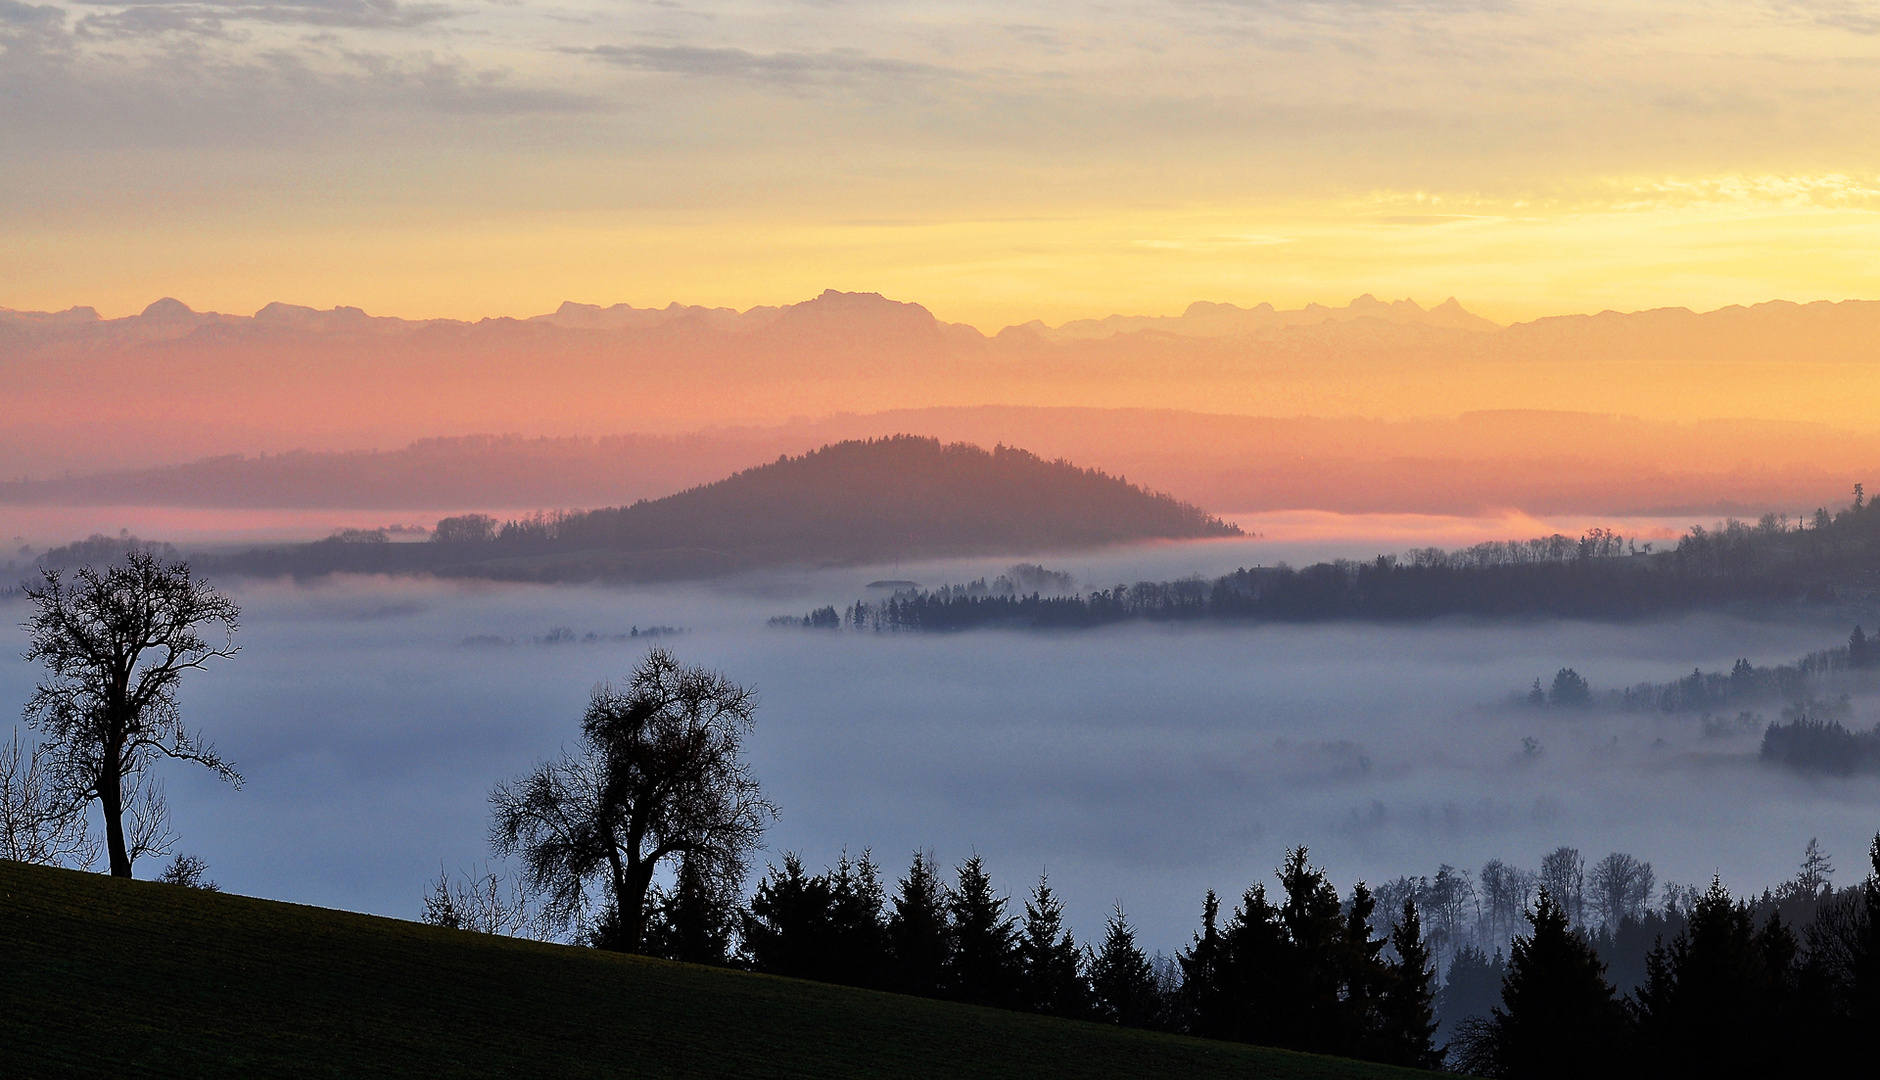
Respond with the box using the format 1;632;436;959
428;827;1880;1078
780;493;1880;629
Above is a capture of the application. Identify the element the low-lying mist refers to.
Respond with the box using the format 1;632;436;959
4;543;1878;956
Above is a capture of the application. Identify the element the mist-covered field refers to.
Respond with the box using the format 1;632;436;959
5;534;1878;954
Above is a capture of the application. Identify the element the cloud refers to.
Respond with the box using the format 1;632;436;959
0;32;600;156
0;0;71;60
567;43;958;89
0;0;63;25
1787;1;1880;35
69;0;458;37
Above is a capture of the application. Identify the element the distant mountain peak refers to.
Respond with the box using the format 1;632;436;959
140;297;198;321
1017;293;1499;342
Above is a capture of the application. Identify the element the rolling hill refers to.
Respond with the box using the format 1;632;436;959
199;436;1240;581
0;860;1437;1079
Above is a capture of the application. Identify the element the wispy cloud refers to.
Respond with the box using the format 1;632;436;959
69;0;458;37
567;43;958;89
1;0;63;26
1782;1;1880;35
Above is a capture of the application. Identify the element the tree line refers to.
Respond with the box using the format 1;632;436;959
775;489;1880;631
1518;626;1880;775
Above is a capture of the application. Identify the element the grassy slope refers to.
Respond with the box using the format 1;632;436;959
1;861;1438;1080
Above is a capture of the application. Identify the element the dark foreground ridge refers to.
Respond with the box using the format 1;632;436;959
196;436;1240;582
0;861;1428;1080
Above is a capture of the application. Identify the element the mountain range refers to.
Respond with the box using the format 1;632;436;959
7;289;1880;503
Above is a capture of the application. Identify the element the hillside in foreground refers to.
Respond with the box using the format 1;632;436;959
205;436;1240;581
0;861;1434;1079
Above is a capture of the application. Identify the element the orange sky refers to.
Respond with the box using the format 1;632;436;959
6;2;1880;329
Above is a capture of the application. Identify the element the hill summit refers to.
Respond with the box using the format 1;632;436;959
549;436;1240;565
210;436;1240;581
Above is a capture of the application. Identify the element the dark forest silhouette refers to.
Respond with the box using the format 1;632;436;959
436;830;1880;1078
778;494;1880;629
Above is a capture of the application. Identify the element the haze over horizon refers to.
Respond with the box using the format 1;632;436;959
13;286;1880;336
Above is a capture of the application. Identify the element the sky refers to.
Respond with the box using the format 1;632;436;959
7;0;1880;327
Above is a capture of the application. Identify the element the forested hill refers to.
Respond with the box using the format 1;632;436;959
777;502;1880;629
204;437;1240;581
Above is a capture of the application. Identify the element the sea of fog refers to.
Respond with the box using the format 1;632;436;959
5;530;1880;955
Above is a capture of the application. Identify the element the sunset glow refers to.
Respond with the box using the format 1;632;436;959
8;1;1880;325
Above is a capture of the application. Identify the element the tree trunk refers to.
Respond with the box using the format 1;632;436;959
100;756;130;878
619;858;660;953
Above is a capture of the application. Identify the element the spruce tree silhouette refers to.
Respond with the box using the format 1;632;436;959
1843;835;1880;1062
1487;888;1625;1079
1338;880;1390;1058
946;855;1021;1007
886;850;951;997
1018;875;1088;1018
1221;881;1288;1046
1275;847;1348;1053
1176;890;1230;1037
1088;904;1162;1028
741;853;838;980
1378;897;1442;1069
1437;945;1506;1039
825;850;889;988
1636;877;1793;1077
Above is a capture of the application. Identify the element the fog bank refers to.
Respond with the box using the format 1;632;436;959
3;551;1875;953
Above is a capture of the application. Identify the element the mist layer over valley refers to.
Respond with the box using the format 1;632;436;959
6;536;1875;958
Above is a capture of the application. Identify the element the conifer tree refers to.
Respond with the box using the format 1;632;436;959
1338;880;1389;1055
1276;847;1348;1053
946;855;1021;1007
1437;945;1506;1039
1486;888;1625;1079
1845;834;1880;1048
1019;874;1087;1018
825;850;889;988
1176;890;1229;1036
644;852;736;965
886;849;952;997
1378;897;1443;1069
740;853;837;979
1636;877;1795;1075
1222;880;1288;1046
1088;904;1162;1028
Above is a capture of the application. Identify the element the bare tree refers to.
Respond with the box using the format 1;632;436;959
421;864;541;936
21;550;241;878
491;647;776;952
1479;859;1537;945
1588;852;1654;929
1540;846;1586;927
0;729;97;867
1425;864;1479;970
